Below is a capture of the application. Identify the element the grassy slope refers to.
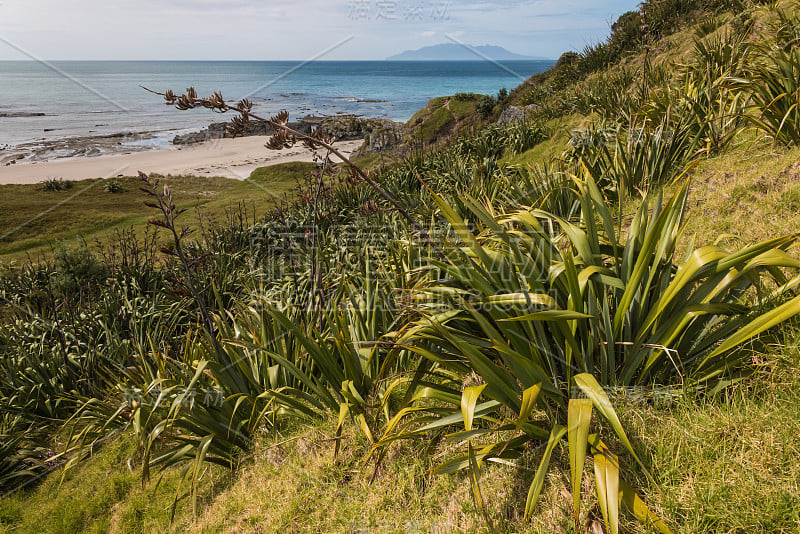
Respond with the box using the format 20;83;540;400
405;94;483;147
5;6;800;533
4;323;798;533
0;437;229;534
5;133;800;534
0;162;315;263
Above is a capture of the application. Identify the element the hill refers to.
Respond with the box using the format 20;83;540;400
387;43;542;60
3;1;800;533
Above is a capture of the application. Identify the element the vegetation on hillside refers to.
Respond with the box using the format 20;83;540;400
3;1;800;532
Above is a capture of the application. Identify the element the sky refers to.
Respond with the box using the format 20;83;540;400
0;0;641;61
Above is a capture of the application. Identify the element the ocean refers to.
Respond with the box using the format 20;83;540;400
0;60;552;150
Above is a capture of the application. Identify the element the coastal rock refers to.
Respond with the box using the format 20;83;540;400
172;119;314;145
172;115;405;156
495;105;539;125
1;153;26;165
172;122;262;144
317;116;405;155
0;112;46;118
356;121;405;155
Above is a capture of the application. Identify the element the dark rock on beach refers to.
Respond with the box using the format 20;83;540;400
0;112;47;118
172;115;406;156
172;118;314;145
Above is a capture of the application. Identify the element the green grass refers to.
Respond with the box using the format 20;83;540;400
6;328;799;534
448;96;479;120
680;143;800;247
617;327;800;533
404;95;488;147
418;106;455;143
247;161;316;185
0;437;230;534
0;162;310;263
500;114;584;168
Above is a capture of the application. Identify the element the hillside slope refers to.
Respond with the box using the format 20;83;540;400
3;1;800;533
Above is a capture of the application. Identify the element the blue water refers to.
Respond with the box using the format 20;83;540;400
0;60;552;147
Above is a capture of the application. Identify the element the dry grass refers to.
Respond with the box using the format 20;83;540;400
682;141;800;248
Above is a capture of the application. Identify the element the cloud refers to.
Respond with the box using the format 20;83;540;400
0;0;640;60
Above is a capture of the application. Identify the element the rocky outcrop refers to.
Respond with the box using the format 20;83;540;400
357;121;405;155
314;116;405;155
495;105;539;125
173;114;406;156
172;119;314;145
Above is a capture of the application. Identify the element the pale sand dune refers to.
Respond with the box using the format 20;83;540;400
0;137;364;185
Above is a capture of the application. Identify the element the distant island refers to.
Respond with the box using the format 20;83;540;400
387;43;547;61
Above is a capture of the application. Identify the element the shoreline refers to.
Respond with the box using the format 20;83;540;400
0;136;364;184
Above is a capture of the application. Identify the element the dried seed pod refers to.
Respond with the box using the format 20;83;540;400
302;128;334;150
176;94;195;110
270;110;289;126
266;130;296;150
204;91;226;111
236;99;253;114
227;115;250;137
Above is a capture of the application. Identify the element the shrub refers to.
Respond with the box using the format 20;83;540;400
38;177;73;192
772;3;800;50
51;244;109;296
569;117;703;195
496;87;508;102
644;32;751;154
104;180;124;194
745;46;800;147
608;10;644;56
376;177;800;532
477;94;496;119
695;15;725;37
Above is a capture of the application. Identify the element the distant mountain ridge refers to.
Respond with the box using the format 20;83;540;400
387;43;546;61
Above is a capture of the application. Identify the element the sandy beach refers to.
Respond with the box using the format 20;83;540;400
0;136;364;185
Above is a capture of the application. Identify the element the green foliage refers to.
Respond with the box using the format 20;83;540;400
771;3;800;50
38;177;73;192
373;175;800;531
644;31;751;154
745;44;800;146
4;1;800;528
609;11;644;56
454;121;550;161
477;95;496;119
568;118;704;195
103;180;124;194
51;243;109;296
496;87;508;102
695;14;726;38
